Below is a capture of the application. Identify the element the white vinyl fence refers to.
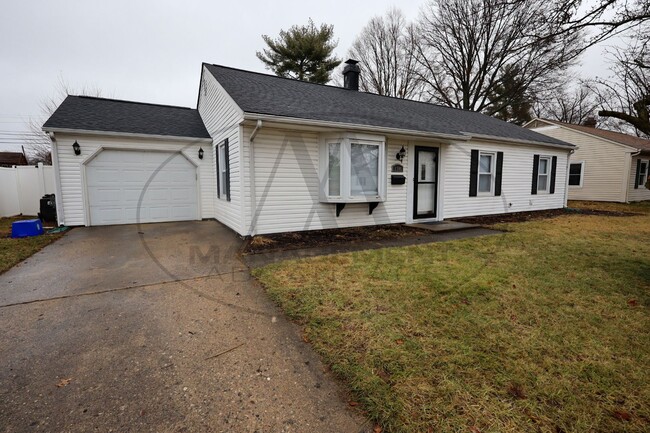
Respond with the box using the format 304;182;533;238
0;163;56;217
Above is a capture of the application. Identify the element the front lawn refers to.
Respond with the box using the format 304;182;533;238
0;217;64;274
253;201;650;433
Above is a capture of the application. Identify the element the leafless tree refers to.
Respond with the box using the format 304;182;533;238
533;84;600;125
589;30;650;136
412;0;584;116
538;0;649;50
347;8;423;99
26;76;103;164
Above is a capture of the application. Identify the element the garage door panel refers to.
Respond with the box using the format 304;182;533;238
86;150;198;225
144;188;170;202
88;187;123;203
171;205;195;218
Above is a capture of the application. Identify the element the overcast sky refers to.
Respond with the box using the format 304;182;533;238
0;0;617;152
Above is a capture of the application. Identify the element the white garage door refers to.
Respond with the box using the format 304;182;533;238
86;150;198;225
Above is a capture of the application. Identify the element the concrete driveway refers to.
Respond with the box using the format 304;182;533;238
0;221;369;432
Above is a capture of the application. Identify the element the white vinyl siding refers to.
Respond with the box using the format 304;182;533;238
198;65;244;233
241;126;407;235
628;155;650;202
441;141;568;219
52;133;213;227
528;125;629;202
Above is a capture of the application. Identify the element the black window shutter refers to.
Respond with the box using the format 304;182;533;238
531;154;540;195
549;156;558;194
469;149;479;197
224;138;231;202
495;151;504;196
215;144;221;199
635;158;641;189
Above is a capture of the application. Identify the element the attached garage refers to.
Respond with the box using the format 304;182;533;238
85;150;198;225
43;96;214;227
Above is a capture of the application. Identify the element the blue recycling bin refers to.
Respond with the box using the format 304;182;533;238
11;219;44;238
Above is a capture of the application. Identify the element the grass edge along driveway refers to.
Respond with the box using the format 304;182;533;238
0;216;63;274
253;201;650;433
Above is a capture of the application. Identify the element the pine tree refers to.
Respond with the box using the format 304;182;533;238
256;19;341;84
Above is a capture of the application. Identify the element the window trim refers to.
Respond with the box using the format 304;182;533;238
319;133;386;203
215;139;230;201
477;151;496;196
568;161;585;188
537;156;552;194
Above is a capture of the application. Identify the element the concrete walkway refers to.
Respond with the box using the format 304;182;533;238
0;221;370;433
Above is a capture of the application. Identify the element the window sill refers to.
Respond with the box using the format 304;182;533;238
320;196;385;204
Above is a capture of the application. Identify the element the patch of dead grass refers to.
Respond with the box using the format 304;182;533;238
254;204;650;433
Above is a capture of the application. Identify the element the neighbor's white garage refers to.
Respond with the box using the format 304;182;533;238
85;150;198;225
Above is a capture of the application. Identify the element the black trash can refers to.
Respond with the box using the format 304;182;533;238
39;194;57;224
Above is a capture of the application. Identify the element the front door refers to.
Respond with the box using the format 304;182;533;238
413;147;438;219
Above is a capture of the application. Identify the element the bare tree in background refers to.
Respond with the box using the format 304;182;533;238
591;30;650;136
26;77;102;164
533;84;600;125
538;0;649;49
348;8;422;99
412;0;584;116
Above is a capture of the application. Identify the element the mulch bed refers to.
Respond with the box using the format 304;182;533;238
244;208;639;255
453;207;638;225
243;224;429;254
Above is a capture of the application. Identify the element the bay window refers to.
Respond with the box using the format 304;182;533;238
320;134;386;202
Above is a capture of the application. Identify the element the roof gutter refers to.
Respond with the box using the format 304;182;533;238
242;113;471;142
42;127;213;143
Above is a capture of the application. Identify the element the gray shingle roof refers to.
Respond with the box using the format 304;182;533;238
205;64;571;147
43;96;210;139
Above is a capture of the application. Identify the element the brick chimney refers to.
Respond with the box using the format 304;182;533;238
583;116;597;128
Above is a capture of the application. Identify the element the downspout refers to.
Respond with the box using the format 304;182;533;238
626;150;642;203
564;148;575;208
247;120;263;236
47;132;65;226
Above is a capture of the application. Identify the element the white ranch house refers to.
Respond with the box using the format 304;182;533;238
44;61;575;235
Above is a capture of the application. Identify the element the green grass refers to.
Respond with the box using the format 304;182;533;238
253;201;650;433
0;216;64;274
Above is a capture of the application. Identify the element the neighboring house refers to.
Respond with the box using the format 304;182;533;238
525;118;650;202
43;61;574;235
0;150;28;168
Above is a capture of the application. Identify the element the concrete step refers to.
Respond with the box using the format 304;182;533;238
407;221;479;233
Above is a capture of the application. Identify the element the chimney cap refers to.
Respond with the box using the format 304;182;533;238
344;59;359;65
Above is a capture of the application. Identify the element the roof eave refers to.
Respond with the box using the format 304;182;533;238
42;126;212;143
243;113;573;149
243;113;471;142
462;132;575;150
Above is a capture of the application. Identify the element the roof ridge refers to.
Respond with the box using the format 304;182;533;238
71;95;196;111
205;63;485;116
